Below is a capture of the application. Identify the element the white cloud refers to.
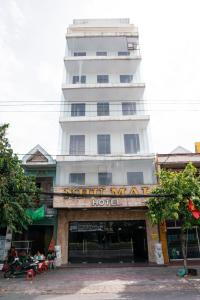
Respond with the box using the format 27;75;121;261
0;0;200;155
9;0;25;31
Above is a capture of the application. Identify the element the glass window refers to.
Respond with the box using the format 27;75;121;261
122;102;136;115
97;75;109;83
120;75;133;83
124;134;140;153
167;227;200;259
72;76;86;84
74;52;86;56
71;103;85;116
69;173;85;185
127;172;144;185
80;76;86;83
69;135;85;155
72;76;79;84
97;102;109;116
96;52;107;56
98;173;112;185
118;51;130;56
97;135;111;154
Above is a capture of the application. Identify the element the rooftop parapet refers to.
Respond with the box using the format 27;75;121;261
66;18;138;37
73;18;130;25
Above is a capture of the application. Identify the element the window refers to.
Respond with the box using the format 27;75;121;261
120;75;133;83
69;173;85;185
69;135;85;155
118;51;130;56
122;102;136;115
97;102;109;116
96;51;107;56
98;173;112;185
74;52;86;56
97;135;111;154
71;103;85;116
127;172;144;185
97;75;109;83
72;75;86;84
124;134;140;153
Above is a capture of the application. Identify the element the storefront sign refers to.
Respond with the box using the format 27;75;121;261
63;185;153;196
92;199;118;207
53;185;155;208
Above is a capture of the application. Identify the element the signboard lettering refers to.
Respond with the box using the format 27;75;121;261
54;185;155;208
92;199;118;207
63;186;152;196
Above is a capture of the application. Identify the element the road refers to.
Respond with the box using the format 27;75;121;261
0;265;200;299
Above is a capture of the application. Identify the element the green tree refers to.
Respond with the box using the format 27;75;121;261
148;163;200;269
0;124;38;232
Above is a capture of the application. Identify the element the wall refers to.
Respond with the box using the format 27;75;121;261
61;101;145;118
56;159;156;186
61;126;149;155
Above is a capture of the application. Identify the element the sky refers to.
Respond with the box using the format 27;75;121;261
1;0;200;158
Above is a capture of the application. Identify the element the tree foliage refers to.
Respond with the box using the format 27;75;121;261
148;163;200;268
0;124;38;232
148;163;200;228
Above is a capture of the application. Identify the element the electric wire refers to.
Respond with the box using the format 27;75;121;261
1;100;200;103
1;110;200;113
1;99;200;112
15;190;173;198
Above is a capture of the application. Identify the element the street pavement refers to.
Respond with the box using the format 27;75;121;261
0;265;200;299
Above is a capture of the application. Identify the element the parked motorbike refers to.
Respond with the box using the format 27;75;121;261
3;257;39;278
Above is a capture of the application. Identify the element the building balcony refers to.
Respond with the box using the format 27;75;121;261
56;153;155;163
66;29;138;39
55;157;156;187
62;82;145;101
66;34;138;53
64;53;141;74
59;115;150;131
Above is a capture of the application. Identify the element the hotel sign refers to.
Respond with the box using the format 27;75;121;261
62;185;152;196
53;185;155;208
92;199;119;207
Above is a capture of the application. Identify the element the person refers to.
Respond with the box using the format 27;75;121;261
47;251;56;269
7;247;18;263
18;250;27;264
34;251;45;261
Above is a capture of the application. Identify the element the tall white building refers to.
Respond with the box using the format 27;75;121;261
54;19;157;265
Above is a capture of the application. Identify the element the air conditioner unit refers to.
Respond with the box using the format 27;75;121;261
127;42;135;50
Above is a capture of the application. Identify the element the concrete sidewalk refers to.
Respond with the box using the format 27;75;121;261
0;265;200;299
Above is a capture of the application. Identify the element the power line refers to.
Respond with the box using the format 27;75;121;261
40;191;172;199
1;100;200;103
18;153;155;157
1;109;200;113
13;190;172;198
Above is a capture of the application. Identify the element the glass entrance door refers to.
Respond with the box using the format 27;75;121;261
68;220;148;263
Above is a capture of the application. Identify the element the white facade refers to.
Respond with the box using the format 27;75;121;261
57;18;155;187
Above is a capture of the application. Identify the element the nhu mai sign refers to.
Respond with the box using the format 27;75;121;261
53;185;155;208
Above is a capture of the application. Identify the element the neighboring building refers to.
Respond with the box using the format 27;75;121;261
54;19;157;264
157;145;200;263
12;145;57;255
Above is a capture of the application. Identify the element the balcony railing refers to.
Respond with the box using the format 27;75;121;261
65;49;141;58
66;31;139;38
